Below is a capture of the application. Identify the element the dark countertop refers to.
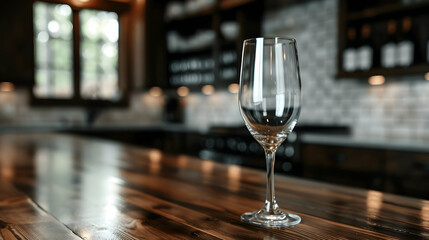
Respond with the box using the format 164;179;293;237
1;124;428;153
0;123;208;134
300;133;429;153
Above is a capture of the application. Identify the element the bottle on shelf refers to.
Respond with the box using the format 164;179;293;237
396;17;415;67
342;27;358;72
380;20;397;68
357;24;373;71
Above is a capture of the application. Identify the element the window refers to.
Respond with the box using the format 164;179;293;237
80;9;119;100
32;1;129;106
34;2;73;98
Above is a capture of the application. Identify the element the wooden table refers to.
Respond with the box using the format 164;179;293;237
0;133;428;239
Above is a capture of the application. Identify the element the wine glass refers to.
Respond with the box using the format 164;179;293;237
238;37;301;228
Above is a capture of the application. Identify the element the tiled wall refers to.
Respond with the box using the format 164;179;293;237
182;91;242;130
0;89;165;127
261;0;429;139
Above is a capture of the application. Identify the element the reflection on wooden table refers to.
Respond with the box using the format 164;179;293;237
0;133;428;239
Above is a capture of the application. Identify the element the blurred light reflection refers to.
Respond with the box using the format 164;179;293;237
368;75;385;86
79;229;93;240
0;82;15;92
48;20;60;34
421;202;429;229
227;165;241;192
177;155;188;168
78;143;122;229
57;4;71;16
201;160;214;175
263;235;279;240
103;18;119;42
148;149;162;174
177;86;189;97
34;146;74;214
103;200;120;221
202;85;215;95
108;176;126;185
0;144;15;179
101;43;116;57
149;86;163;97
228;83;239;93
37;31;49;43
366;190;383;218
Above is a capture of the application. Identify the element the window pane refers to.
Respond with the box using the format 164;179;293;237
52;39;72;69
53;70;73;97
33;2;73;99
34;69;49;97
80;9;120;101
34;69;73;98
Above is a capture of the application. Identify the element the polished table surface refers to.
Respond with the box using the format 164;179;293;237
0;133;428;239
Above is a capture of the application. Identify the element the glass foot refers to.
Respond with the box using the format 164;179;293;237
241;210;301;228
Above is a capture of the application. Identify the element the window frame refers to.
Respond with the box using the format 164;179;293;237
31;0;131;107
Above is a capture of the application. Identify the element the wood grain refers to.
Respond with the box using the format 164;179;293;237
0;133;428;239
0;181;80;239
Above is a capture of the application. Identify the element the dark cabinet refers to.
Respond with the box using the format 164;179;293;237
145;0;262;91
200;126;302;176
337;0;429;79
0;0;34;87
301;142;429;199
301;144;385;190
385;150;429;198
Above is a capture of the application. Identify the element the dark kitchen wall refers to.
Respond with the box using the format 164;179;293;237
0;0;34;86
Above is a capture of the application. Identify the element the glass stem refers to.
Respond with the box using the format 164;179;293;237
264;149;279;214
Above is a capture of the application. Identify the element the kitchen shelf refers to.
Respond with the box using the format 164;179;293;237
219;0;256;10
337;0;429;80
145;0;262;91
347;1;429;22
337;64;429;79
166;5;215;23
168;46;213;58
